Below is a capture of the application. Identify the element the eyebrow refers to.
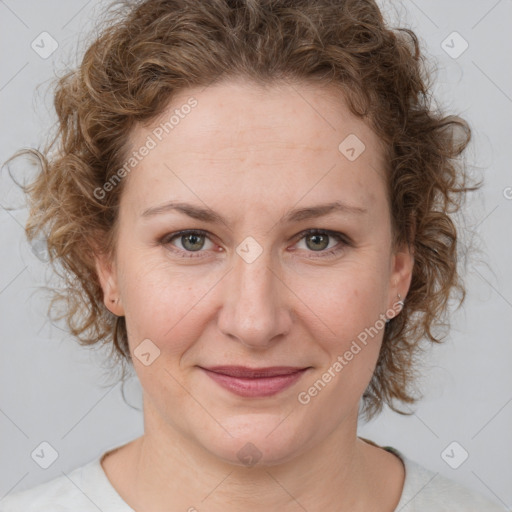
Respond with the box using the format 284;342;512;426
140;200;367;224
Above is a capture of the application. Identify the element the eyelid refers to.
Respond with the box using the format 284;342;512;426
290;228;352;259
160;229;216;257
160;228;351;258
292;228;351;245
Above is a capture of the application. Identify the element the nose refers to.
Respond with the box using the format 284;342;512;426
217;246;292;350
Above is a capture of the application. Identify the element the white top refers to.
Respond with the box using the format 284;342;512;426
0;443;507;511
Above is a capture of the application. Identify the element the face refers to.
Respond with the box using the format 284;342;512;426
95;79;413;467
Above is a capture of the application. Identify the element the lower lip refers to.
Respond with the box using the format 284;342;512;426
200;368;308;398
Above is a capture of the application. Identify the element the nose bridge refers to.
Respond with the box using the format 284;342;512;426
217;242;289;348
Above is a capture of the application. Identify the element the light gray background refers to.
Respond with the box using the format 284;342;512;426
1;0;511;508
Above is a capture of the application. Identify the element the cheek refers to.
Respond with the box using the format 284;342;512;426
118;234;390;362
294;264;389;402
297;259;389;342
119;254;221;356
300;281;386;402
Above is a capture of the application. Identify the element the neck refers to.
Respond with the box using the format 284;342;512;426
115;403;383;511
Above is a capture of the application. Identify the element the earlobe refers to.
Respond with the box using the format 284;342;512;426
94;252;124;316
390;244;415;304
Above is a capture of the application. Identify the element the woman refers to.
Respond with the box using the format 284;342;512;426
1;0;507;510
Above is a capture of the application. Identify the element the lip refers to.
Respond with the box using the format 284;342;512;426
199;366;310;398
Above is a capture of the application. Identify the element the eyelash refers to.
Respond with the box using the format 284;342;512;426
159;228;352;260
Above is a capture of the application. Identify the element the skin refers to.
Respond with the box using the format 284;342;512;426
95;78;414;511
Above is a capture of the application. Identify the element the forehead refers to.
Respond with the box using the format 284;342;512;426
122;79;388;215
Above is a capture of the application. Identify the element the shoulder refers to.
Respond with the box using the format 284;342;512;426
386;446;508;512
0;458;114;512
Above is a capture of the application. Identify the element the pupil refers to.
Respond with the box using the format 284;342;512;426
180;233;329;252
184;234;204;251
308;234;328;251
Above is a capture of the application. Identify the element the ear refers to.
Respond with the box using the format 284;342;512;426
94;249;125;317
388;242;414;313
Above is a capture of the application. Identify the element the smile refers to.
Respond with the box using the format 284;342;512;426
199;366;310;398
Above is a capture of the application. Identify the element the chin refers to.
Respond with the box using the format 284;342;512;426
193;412;315;468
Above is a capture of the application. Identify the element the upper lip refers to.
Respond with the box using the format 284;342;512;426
201;366;309;378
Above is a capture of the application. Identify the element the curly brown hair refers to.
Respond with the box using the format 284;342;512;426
4;0;479;421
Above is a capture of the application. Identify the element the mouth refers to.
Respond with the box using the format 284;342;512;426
199;366;310;398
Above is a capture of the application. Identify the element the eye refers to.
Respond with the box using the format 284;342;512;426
160;229;216;258
159;228;351;259
292;228;350;258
